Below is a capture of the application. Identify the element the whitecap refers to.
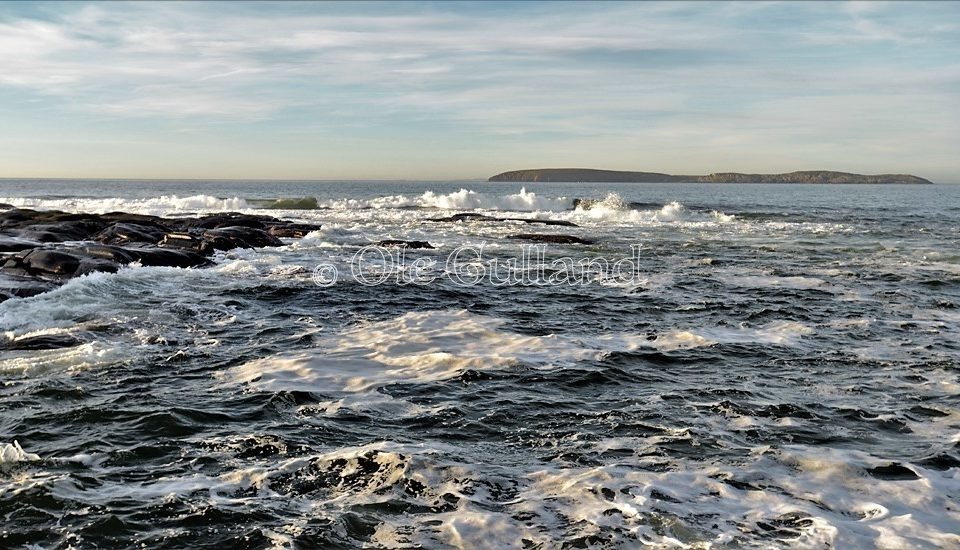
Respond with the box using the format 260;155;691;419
0;441;40;463
0;194;248;216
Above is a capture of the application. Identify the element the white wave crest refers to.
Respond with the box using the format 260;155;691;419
573;195;735;224
418;187;570;211
315;187;572;212
0;441;40;463
0;194;249;215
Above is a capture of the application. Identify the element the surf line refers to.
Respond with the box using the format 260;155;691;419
312;244;648;287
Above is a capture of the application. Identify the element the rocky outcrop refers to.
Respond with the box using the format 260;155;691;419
489;168;933;184
0;208;322;301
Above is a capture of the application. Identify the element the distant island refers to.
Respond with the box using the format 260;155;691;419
489;169;933;184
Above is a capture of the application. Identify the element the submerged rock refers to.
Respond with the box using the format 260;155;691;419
125;247;211;268
506;234;595;245
866;463;920;481
267;222;323;238
428;212;578;227
0;333;82;351
375;239;435;249
428;213;500;223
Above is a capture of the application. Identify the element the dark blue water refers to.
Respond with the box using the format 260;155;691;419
1;180;958;548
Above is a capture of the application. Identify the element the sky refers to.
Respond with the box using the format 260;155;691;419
0;1;958;182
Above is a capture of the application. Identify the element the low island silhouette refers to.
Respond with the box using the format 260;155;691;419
489;169;933;184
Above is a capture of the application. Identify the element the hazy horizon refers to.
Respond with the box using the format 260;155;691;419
1;172;957;184
1;1;958;182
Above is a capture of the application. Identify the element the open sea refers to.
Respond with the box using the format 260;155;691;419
1;179;958;548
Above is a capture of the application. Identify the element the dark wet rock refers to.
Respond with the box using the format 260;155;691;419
917;452;960;471
127;247;210;268
506;234;595;245
21;249;81;276
0;273;55;302
201;226;283;251
79;244;139;264
429;213;500;223
181;212;274;230
0;208;316;298
0;333;82;351
13;228;68;243
649;489;681;503
267;223;323;238
75;259;121;276
0;208;36;225
375;239;435;249
428;212;578;227
0;237;42;252
0;208;51;225
94;223;166;245
866;463;920;481
0;210;107;240
0;203;14;210
19;221;107;243
99;212;167;225
158;232;204;251
512;218;578;227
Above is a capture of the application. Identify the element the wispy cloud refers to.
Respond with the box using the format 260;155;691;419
0;1;956;180
0;2;737;118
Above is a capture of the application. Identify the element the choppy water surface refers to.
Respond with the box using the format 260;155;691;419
1;180;959;548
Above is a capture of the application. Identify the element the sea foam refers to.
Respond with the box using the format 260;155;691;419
224;309;812;394
0;441;40;464
0;194;249;215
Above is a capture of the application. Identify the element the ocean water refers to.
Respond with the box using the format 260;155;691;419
1;180;959;548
